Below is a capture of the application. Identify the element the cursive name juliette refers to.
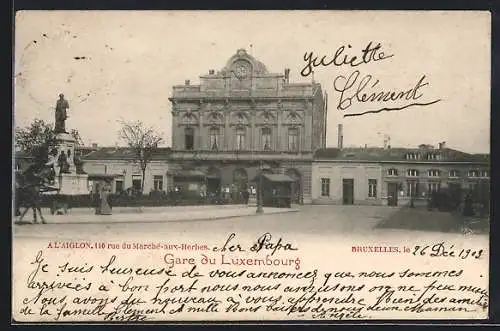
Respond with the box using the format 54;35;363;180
300;41;441;117
212;232;298;256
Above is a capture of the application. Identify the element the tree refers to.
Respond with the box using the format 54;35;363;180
15;119;84;152
15;119;85;166
118;120;163;194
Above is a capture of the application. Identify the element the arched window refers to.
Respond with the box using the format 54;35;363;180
261;127;272;151
209;127;220;150
184;127;194;150
288;128;299;151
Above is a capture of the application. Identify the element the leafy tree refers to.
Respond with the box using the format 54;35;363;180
15;119;84;166
118;120;163;194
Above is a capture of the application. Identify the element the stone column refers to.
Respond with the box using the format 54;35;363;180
277;104;282;152
250;101;256;151
199;105;204;149
224;103;231;150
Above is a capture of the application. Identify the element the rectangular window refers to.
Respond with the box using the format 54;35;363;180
209;127;220;150
468;170;479;177
481;170;489;178
427;169;440;177
321;178;330;197
428;182;441;193
387;168;398;176
368;179;377;198
132;174;142;190
407;169;419;177
236;128;246;151
261;128;272;151
184;127;194;150
449;170;460;178
288;128;299;151
407;181;418;197
115;180;124;193
153;175;163;191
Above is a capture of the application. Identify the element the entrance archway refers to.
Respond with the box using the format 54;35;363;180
233;168;248;203
285;168;302;204
206;166;221;197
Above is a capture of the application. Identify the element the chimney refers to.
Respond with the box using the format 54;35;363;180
209;69;214;75
185;79;190;86
284;68;290;84
91;143;98;149
338;124;343;149
439;141;446;150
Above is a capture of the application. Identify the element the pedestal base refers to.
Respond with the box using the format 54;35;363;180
57;173;89;195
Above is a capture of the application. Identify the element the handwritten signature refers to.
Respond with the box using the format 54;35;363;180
300;41;441;117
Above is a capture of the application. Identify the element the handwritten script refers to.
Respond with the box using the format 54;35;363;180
14;234;488;321
300;42;441;117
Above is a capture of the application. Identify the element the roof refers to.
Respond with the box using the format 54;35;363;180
314;147;490;163
82;147;172;161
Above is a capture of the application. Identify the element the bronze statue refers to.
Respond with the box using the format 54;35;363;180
54;93;69;133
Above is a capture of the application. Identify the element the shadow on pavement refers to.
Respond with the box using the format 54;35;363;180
375;206;490;235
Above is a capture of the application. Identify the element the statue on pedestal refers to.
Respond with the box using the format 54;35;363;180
54;93;70;134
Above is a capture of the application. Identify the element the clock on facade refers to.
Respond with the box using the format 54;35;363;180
233;61;251;80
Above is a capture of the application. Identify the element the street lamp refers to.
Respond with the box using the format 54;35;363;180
256;160;263;214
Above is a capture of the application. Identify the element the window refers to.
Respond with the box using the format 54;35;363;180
115;180;124;193
368;179;377;198
236;128;246;151
428;182;441;193
449;170;460;178
321;178;330;197
407;169;419;177
426;153;441;160
184;127;194;150
153;175;163;191
261;127;272;151
405;153;420;160
481;170;489;178
132;174;142;190
387;168;398;176
427;169;440;177
288;128;299;151
209;127;220;150
468;170;479;177
407;181;418;197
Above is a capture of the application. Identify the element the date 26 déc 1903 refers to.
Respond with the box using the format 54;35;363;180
412;242;484;260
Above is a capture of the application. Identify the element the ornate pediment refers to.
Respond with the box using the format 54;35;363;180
179;111;199;124
284;110;303;123
231;111;250;125
220;49;269;77
206;111;224;124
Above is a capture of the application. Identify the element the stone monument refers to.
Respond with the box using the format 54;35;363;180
49;94;89;195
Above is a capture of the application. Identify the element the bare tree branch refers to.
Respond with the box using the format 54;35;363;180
117;120;164;194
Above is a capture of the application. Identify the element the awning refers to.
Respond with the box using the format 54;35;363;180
252;173;295;182
168;170;206;178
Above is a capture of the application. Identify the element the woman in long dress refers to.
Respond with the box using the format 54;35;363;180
100;184;112;215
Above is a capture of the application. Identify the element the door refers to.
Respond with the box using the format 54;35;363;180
342;179;354;205
387;182;399;206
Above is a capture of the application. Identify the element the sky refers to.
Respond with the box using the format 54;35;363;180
14;11;491;153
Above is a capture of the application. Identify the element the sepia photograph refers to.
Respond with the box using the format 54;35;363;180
12;11;490;322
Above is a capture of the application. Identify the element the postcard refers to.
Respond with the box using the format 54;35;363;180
12;10;490;322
